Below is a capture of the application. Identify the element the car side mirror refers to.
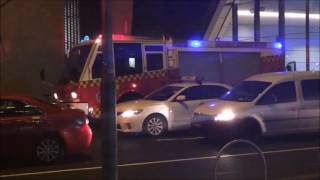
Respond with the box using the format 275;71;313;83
175;95;186;102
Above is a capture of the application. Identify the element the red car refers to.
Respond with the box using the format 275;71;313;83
0;95;92;163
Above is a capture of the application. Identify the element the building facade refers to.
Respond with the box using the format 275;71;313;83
205;0;320;71
0;0;133;98
0;0;65;97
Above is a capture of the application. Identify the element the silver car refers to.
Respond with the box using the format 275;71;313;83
192;71;320;140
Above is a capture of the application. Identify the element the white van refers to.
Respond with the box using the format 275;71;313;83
192;71;320;139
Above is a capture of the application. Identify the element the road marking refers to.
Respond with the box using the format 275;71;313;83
0;166;102;178
156;136;206;141
118;156;216;167
1;146;319;178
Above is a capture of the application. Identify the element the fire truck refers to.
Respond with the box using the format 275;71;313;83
54;35;180;120
54;35;284;121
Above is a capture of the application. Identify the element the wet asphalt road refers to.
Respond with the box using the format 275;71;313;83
1;127;320;180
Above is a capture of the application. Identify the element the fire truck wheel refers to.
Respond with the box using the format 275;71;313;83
143;114;168;137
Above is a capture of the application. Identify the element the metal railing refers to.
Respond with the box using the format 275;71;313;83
214;139;267;180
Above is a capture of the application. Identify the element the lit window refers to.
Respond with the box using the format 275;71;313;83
129;58;136;68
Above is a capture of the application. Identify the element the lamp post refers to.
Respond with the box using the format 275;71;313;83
101;0;117;179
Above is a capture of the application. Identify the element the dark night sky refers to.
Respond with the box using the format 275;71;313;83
80;0;219;39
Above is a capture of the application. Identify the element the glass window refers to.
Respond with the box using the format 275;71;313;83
257;81;296;105
144;86;183;101
179;86;203;101
146;53;163;71
221;81;271;102
0;99;42;117
145;45;164;52
92;53;103;79
180;85;229;101
301;79;320;100
62;44;92;83
114;43;143;76
201;85;229;99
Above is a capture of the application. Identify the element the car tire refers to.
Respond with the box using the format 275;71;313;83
238;120;262;142
34;137;64;164
143;114;168;137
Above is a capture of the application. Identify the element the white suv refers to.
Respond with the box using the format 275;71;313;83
117;82;230;136
192;71;320;140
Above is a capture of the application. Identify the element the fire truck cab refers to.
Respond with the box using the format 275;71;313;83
55;35;180;120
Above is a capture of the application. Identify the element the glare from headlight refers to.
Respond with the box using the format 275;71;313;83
53;93;58;100
214;109;235;122
121;109;143;118
71;92;78;99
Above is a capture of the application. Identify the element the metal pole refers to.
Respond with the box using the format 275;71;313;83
101;0;118;180
232;2;238;42
306;0;310;71
278;0;285;66
254;0;260;42
214;139;268;180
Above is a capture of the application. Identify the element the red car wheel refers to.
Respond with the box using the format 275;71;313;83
35;137;64;163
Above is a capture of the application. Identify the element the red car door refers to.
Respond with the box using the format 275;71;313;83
0;98;43;160
0;114;21;159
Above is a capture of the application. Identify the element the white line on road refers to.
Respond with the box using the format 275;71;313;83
156;136;206;141
1;146;319;178
0;166;102;178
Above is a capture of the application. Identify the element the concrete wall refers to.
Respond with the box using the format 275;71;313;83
0;0;65;98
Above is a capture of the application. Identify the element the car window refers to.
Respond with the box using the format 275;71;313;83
178;86;203;101
144;86;183;101
201;85;229;99
0;99;43;117
220;81;271;102
178;85;228;101
256;81;296;105
301;79;320;100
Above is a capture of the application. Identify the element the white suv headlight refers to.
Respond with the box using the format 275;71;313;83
121;109;143;118
214;109;235;122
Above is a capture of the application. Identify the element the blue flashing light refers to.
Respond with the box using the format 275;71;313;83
189;40;202;48
81;35;90;43
84;35;90;41
273;42;282;49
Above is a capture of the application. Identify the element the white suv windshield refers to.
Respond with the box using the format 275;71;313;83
145;86;183;101
220;81;271;102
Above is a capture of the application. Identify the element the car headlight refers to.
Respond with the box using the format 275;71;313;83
71;91;78;99
53;93;58;100
214;109;235;122
121;109;143;118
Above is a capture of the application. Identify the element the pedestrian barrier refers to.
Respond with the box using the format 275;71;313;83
214;139;267;180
